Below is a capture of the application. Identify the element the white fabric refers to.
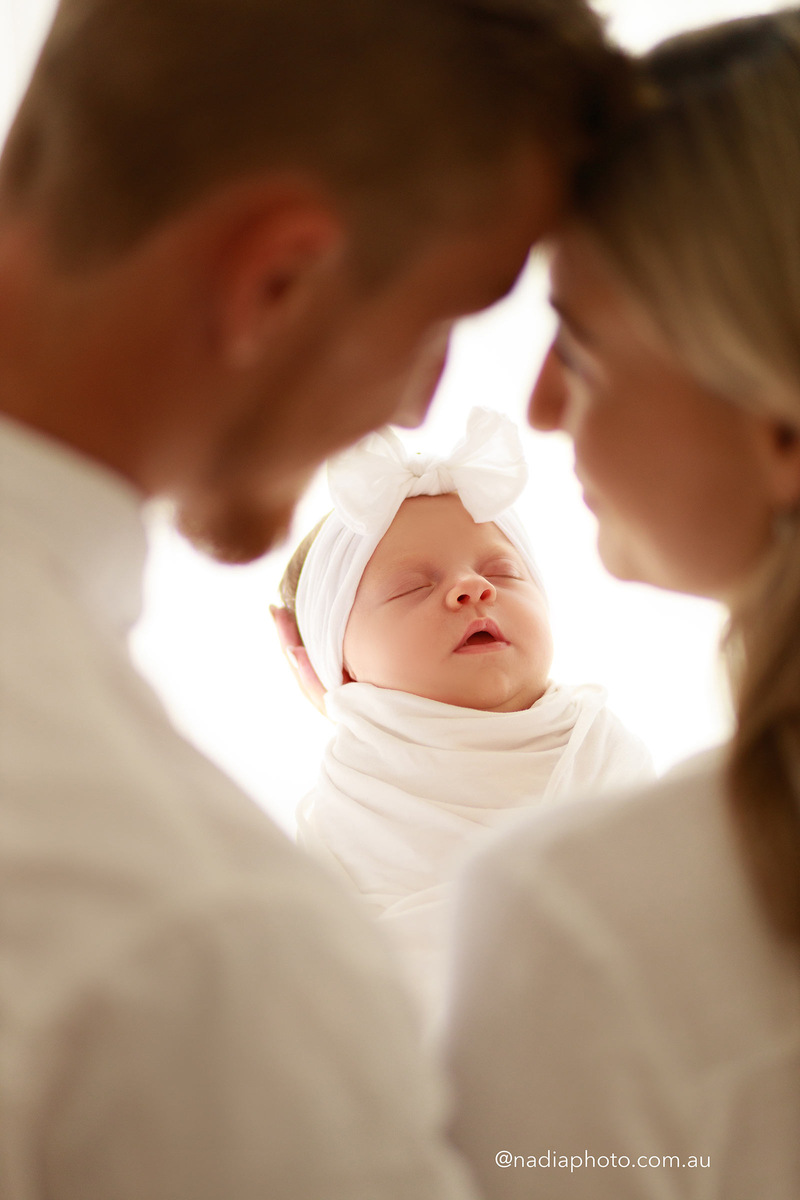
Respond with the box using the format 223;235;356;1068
329;405;527;534
295;407;543;691
297;680;654;1022
0;415;478;1200
444;751;800;1199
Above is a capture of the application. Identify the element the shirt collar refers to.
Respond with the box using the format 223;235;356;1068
0;415;148;640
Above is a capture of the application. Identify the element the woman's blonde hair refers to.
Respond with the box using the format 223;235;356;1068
573;9;800;940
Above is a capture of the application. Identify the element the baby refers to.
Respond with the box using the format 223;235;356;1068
278;409;653;1023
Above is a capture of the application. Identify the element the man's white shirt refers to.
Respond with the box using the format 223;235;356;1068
0;415;477;1200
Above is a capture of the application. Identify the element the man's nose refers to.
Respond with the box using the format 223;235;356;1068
528;343;567;432
445;574;497;610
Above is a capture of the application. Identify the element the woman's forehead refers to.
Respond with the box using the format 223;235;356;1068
548;227;616;316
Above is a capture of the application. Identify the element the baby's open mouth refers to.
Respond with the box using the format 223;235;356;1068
464;630;496;645
454;619;508;652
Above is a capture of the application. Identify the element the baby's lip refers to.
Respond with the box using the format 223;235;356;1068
454;618;508;652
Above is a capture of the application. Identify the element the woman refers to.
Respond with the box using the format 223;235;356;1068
444;11;800;1199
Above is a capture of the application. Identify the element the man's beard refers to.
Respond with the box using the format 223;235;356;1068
173;388;314;564
176;491;297;564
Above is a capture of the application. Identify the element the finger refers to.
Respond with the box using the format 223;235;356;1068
289;646;328;715
270;604;302;652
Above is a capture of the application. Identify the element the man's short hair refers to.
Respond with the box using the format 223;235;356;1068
1;0;632;273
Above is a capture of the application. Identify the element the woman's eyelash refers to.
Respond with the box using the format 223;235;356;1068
552;332;583;375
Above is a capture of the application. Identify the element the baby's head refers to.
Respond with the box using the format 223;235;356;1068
342;493;551;711
282;409;553;713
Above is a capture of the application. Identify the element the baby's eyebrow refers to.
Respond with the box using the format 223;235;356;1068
481;546;523;562
380;557;433;577
372;560;434;593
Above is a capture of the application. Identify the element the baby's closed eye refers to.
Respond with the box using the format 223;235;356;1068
481;559;525;580
386;577;434;601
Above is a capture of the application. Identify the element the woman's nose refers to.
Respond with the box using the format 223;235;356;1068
528;343;567;432
445;575;497;610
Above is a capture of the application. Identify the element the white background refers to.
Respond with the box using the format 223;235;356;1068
0;1;785;829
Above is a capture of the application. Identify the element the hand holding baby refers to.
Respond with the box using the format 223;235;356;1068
270;604;326;715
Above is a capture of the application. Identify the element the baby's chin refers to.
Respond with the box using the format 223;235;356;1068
398;679;544;713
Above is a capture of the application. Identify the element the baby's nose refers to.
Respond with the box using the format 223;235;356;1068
445;575;497;609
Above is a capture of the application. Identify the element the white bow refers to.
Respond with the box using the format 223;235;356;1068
327;407;528;535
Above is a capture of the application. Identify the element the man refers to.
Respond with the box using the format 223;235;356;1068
0;1;630;1196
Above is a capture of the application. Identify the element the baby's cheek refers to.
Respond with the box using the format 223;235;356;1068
530;618;555;674
518;605;554;665
355;615;416;686
377;640;410;683
341;611;383;682
377;626;433;689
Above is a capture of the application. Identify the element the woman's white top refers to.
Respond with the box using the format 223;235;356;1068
444;750;800;1199
0;416;478;1200
298;680;653;1021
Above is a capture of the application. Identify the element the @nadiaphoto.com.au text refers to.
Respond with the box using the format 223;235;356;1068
495;1151;711;1174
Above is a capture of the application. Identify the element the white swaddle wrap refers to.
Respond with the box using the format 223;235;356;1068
298;680;654;1023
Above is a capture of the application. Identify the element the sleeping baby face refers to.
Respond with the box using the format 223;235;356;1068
342;493;553;711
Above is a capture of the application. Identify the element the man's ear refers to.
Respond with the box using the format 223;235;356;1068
214;183;346;370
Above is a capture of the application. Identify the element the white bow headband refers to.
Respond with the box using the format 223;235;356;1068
295;408;543;692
